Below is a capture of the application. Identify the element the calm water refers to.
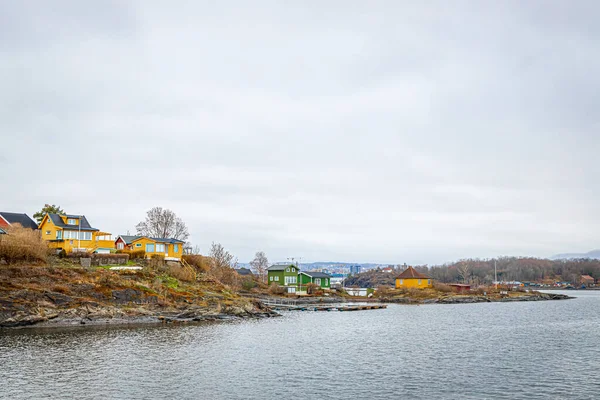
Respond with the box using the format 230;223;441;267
1;291;600;400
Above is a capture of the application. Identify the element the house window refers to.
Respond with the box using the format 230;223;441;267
274;276;279;281
83;232;92;240
117;242;124;250
291;268;295;272
67;219;77;225
156;244;165;253
56;231;62;239
270;276;273;281
428;280;431;285
135;243;142;247
146;244;155;253
174;244;179;253
285;276;297;285
399;279;404;285
418;279;422;285
286;268;290;272
46;231;50;235
315;278;321;285
325;279;328;285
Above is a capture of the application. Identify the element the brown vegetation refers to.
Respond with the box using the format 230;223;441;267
0;225;49;264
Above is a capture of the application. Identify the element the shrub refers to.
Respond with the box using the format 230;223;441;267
0;225;50;264
182;254;211;273
306;283;320;295
128;250;146;260
167;263;195;282
376;285;392;297
268;284;285;295
241;278;256;291
433;282;453;293
58;249;67;259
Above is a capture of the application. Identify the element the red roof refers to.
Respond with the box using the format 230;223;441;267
581;275;594;281
396;266;430;279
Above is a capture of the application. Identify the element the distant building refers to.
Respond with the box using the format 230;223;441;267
382;267;393;273
395;266;432;289
349;265;362;275
448;283;471;293
267;264;299;293
580;275;595;287
299;271;331;289
235;268;253;276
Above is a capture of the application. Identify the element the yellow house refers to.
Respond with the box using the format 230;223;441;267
38;213;115;254
395;266;433;289
115;235;184;260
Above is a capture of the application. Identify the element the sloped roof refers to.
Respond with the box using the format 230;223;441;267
47;213;99;231
581;275;594;280
119;235;185;244
235;268;253;276
0;212;38;230
301;271;331;278
396;266;430;279
268;264;296;271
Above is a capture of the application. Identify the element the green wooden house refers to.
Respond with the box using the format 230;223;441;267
299;271;331;289
267;264;300;293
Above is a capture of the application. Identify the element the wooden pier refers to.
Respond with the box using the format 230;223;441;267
260;299;387;312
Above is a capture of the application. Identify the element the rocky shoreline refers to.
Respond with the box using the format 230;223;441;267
0;265;279;329
381;292;572;304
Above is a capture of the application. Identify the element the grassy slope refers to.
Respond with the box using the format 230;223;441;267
0;261;271;327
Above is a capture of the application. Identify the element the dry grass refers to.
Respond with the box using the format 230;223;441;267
433;282;454;293
167;263;195;282
182;254;212;273
0;225;50;264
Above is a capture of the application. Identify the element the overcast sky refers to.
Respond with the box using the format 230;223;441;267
1;1;598;264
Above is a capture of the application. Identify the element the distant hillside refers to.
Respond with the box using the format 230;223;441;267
552;249;600;260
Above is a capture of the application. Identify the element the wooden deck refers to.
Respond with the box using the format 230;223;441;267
261;300;387;312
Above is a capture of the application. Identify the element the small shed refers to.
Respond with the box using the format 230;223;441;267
448;283;471;293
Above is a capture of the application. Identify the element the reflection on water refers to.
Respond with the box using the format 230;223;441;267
1;291;599;400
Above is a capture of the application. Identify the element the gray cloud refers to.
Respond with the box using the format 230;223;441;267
1;0;598;264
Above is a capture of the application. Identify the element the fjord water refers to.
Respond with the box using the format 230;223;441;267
2;291;599;400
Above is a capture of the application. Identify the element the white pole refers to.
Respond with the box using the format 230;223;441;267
494;260;497;289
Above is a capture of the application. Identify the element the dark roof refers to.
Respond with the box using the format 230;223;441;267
235;268;253;276
118;235;184;244
301;271;331;278
118;235;140;244
268;264;296;271
396;266;430;279
0;212;38;229
47;213;99;231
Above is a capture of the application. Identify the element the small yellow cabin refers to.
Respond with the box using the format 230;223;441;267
38;213;115;254
395;266;433;289
115;235;184;260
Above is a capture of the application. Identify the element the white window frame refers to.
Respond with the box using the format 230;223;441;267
399;279;404;285
315;278;321;285
156;243;165;253
418;279;422;285
274;276;279;281
67;218;77;225
117;242;124;250
270;276;273;281
135;243;142;247
45;230;50;235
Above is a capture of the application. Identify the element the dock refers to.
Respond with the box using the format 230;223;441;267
260;299;387;312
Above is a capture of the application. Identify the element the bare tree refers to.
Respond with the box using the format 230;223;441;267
209;242;238;286
135;207;189;241
457;262;471;283
250;251;269;282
